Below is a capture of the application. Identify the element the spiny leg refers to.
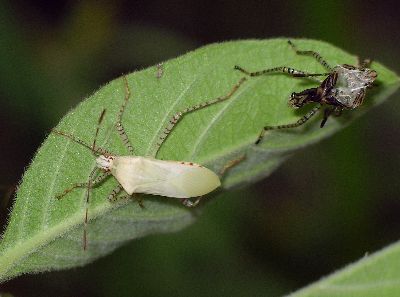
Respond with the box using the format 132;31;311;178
234;65;327;83
151;77;247;157
108;183;144;207
288;40;333;72
107;184;123;202
55;171;111;200
115;76;135;154
255;105;322;145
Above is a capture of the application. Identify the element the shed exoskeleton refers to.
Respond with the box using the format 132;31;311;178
234;40;377;144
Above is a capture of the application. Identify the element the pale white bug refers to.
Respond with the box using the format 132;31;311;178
53;75;247;249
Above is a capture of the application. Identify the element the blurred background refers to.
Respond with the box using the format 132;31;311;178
1;0;399;296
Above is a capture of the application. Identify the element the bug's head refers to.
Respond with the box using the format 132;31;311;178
96;155;114;171
289;88;319;108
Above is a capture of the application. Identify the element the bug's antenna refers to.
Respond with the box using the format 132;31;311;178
151;76;247;157
115;76;135;154
52;129;112;156
93;109;106;151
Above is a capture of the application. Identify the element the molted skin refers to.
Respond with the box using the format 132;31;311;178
96;155;221;198
330;64;377;108
290;64;377;110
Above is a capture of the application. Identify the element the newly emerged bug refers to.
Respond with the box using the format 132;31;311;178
234;40;377;144
53;75;247;249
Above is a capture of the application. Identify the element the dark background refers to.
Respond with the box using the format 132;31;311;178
1;1;400;296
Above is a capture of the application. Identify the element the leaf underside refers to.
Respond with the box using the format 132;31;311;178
0;38;398;284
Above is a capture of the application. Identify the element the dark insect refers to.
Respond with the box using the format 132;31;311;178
234;40;378;144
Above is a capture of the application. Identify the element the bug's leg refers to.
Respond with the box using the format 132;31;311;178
320;107;335;128
115;76;135;154
150;77;247;157
334;107;343;117
111;189;145;208
219;154;246;176
132;194;145;208
107;184;123;202
255;105;322;145
182;197;201;208
156;62;164;79
234;65;327;83
320;106;343;128
55;171;111;200
288;40;333;72
83;167;101;250
357;57;372;69
126;194;144;208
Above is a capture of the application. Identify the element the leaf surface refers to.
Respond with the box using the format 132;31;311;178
0;38;398;282
287;242;400;297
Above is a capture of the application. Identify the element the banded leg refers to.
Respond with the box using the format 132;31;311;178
234;65;327;83
55;171;111;200
255;105;322;145
107;184;123;202
115;76;135;154
108;184;144;207
288;40;333;72
151;77;247;157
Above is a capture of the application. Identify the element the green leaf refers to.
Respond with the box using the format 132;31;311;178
0;38;398;282
287;241;400;297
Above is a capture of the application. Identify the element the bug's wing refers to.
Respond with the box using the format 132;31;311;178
112;157;220;198
162;162;221;198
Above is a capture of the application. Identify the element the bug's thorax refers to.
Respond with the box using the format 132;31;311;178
96;155;115;171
